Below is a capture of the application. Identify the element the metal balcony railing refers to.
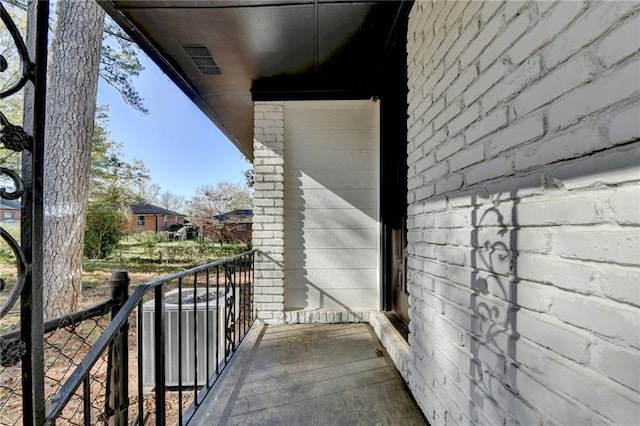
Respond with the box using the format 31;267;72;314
0;250;256;425
0;299;115;425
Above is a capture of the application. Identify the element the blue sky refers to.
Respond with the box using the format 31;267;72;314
96;55;249;200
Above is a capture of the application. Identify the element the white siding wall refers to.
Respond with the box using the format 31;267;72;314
284;100;380;311
407;1;639;425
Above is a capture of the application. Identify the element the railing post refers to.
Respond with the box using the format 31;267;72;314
106;270;130;426
154;285;167;426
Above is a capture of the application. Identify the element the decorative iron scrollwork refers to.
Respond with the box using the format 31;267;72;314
0;167;24;200
0;112;33;152
224;264;236;356
0;228;27;321
0;3;32;325
0;4;34;98
0;336;26;367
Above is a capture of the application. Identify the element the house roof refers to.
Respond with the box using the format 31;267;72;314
129;203;186;217
0;199;20;210
99;1;412;160
213;209;253;223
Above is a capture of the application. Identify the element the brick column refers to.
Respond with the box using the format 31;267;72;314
252;101;285;324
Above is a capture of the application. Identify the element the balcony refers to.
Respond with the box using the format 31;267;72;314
190;323;426;425
0;251;425;425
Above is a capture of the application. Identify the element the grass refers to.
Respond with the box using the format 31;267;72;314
113;233;247;265
85;236;249;304
0;232;250;314
0;232;250;424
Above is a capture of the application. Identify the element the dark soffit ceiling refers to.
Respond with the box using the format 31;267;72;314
100;0;410;160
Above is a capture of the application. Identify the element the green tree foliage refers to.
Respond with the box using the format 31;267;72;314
3;1;148;113
84;107;150;259
101;18;148;113
134;231;160;259
90;106;150;202
0;2;147;195
84;202;126;259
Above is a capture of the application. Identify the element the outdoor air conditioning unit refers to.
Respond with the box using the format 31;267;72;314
139;287;239;388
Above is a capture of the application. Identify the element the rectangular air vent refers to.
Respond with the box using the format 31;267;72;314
183;45;221;75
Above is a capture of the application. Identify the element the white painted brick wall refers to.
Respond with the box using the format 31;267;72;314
407;1;640;424
253;101;285;324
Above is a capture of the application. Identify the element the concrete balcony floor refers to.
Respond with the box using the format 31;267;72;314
191;323;427;425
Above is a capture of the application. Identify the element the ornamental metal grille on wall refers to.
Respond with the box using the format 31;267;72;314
0;2;49;424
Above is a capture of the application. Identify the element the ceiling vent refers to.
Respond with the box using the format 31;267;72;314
184;45;221;75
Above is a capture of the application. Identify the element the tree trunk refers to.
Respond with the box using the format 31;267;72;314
43;1;104;318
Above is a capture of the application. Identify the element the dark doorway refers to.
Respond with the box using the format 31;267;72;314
379;5;410;339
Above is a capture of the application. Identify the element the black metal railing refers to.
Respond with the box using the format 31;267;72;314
64;250;254;425
0;250;255;425
0;1;49;423
0;298;115;425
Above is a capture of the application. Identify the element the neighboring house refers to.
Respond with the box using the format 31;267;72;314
127;202;185;233
105;2;640;425
0;199;20;222
212;209;253;243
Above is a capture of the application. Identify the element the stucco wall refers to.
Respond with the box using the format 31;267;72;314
406;1;639;424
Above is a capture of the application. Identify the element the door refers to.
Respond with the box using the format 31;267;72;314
379;12;410;334
391;223;409;325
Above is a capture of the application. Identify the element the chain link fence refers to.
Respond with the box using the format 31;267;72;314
0;251;255;425
0;305;112;425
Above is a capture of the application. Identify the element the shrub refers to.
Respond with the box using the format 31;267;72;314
134;231;160;259
84;204;126;259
